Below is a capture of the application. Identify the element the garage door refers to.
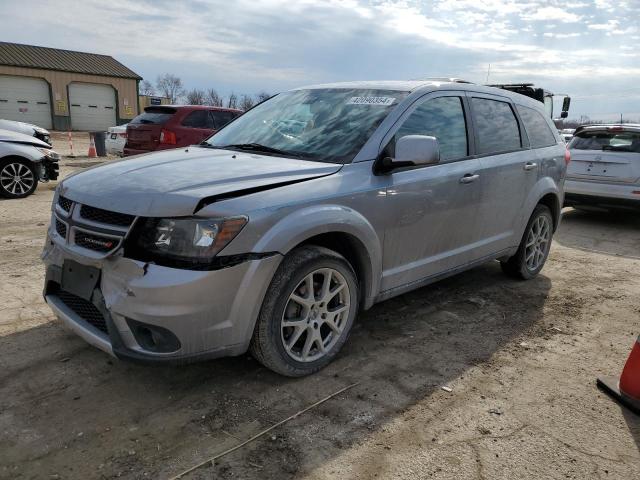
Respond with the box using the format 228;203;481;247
69;83;116;131
0;75;52;129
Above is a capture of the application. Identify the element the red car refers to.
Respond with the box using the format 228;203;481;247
123;105;242;157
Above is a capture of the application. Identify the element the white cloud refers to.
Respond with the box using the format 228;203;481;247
521;6;582;23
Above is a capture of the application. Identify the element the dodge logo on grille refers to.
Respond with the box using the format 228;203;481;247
83;237;114;249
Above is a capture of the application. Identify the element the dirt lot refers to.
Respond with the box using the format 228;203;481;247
1;158;639;479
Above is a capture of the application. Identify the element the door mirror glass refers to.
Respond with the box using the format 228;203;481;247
392;135;440;167
562;96;571;114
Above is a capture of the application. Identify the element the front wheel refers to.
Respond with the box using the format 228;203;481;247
0;158;37;199
250;245;359;377
501;204;553;280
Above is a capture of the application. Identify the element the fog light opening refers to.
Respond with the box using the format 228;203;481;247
128;319;181;353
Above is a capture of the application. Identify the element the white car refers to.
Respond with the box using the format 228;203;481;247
564;124;640;210
106;124;127;156
0;119;51;145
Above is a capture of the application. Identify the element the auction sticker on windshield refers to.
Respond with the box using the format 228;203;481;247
346;97;396;106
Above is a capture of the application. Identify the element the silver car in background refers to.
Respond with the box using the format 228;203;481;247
42;80;567;376
0;118;51;145
565;124;640;210
0;129;59;198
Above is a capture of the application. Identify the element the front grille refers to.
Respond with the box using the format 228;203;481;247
80;205;135;227
58;196;72;212
55;219;67;238
55;289;108;334
75;231;118;253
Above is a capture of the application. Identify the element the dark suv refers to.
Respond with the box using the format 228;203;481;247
123;105;242;156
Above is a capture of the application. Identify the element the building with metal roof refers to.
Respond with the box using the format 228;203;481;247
0;42;142;130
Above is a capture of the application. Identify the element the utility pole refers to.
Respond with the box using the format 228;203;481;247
486;64;491;84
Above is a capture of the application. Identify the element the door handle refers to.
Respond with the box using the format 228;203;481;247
524;162;538;171
460;174;479;184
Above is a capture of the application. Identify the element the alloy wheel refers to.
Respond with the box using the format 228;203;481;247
0;162;35;196
281;268;351;362
524;214;550;271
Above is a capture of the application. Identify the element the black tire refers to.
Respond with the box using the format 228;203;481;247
500;204;554;280
0;158;37;199
250;245;359;377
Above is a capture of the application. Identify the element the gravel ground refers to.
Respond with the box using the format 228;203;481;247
0;158;639;479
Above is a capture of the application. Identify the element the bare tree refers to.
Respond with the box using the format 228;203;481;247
227;92;238;109
156;73;185;104
256;91;271;103
239;94;255;111
205;88;223;107
186;88;206;105
140;80;155;96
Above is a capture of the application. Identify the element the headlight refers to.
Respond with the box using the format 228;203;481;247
129;216;247;264
37;147;61;161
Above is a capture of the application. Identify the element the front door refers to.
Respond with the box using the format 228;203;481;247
380;92;483;292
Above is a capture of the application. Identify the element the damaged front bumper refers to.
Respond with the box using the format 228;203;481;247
42;235;281;364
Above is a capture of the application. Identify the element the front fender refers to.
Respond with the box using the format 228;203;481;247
0;143;43;163
252;204;383;306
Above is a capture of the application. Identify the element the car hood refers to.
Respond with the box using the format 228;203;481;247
59;146;342;217
0;128;50;147
0;119;49;135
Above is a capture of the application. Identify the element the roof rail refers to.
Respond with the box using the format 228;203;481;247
412;77;474;84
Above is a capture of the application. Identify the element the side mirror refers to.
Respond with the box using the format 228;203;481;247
562;96;571;114
379;135;440;173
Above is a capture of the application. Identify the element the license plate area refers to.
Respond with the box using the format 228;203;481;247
61;260;100;301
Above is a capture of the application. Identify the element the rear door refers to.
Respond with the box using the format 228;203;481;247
568;129;640;184
126;107;176;151
466;93;533;257
381;91;483;291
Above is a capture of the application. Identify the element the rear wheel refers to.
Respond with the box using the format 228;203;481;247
501;204;553;280
0;158;37;199
250;245;359;377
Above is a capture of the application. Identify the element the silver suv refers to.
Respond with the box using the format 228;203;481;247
43;80;567;376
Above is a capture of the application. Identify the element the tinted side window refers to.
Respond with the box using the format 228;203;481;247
471;98;521;154
211;111;238;128
182;110;213;128
517;105;556;147
394;96;468;161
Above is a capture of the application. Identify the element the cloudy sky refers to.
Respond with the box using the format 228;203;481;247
1;0;639;119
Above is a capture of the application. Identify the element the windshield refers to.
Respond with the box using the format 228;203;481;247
206;88;408;163
569;131;640;153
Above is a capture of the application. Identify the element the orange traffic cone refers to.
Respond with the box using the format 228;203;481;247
88;133;97;158
597;334;640;414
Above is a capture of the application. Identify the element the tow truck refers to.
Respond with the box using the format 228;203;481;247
487;83;571;120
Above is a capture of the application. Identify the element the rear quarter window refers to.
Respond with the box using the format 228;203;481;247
181;110;214;128
471;98;521;155
211;110;239;128
516;105;557;148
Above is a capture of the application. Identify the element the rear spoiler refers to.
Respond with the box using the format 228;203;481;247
574;124;640;135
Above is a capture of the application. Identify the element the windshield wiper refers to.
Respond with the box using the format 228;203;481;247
217;143;303;158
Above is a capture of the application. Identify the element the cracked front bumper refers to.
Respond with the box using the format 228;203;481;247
42;236;281;363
